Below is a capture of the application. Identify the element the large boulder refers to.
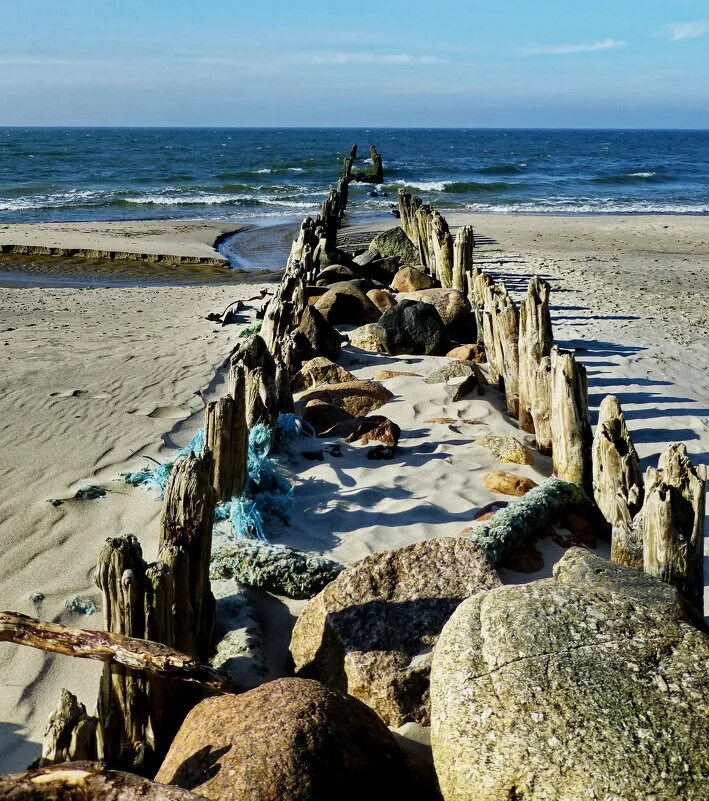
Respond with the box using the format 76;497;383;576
156;679;415;801
379;300;449;356
390;265;435;293
430;548;709;801
290;538;501;727
396;288;472;340
314;283;380;326
299;380;393;417
369;227;418;262
296;305;341;361
303;400;400;448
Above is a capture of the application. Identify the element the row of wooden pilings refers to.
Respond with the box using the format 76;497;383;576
34;166;357;774
399;189;706;612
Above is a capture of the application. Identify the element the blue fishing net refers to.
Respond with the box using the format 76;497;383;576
125;414;311;541
121;428;204;498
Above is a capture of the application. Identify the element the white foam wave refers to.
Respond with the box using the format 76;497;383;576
628;172;656;178
401;180;447;192
461;199;707;215
255;168;272;174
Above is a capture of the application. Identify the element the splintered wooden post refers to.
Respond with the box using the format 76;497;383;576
494;289;520;418
471;269;491;345
275;354;294;414
431;211;454;287
481;282;501;386
342;156;353;182
639;444;706;609
94;535;151;771
592;394;645;566
549;346;592;490
530;355;553;455
204;392;247;504
229;335;278;430
40;689;98;767
415;205;434;271
350;144;358;159
159;452;216;661
518;276;553;434
453;225;474;293
369;144;383;183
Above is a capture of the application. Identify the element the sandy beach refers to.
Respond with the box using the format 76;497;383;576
0;212;707;772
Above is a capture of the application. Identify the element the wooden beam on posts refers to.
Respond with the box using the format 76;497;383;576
158;452;216;662
549;346;592;490
638;444;706;609
204;393;248;504
518;276;553;436
0;612;241;694
592;395;645;567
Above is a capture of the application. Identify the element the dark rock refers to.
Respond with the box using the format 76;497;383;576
315;265;357;285
396;288;473;340
296;305;341;361
314;283;380;326
379;300;449;356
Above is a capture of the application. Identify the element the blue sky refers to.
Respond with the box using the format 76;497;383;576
1;0;707;127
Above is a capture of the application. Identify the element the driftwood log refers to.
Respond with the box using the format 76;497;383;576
549;346;592;490
204;393;247;504
0;613;240;694
518;276;553;437
0;763;209;801
592;395;644;567
638;444;706;609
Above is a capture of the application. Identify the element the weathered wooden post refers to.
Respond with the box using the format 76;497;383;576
530;355;553;455
481;282;502;386
431;210;454;287
158;452;216;661
638;444;705;609
518;276;553;435
229;335;278;430
494;289;520;417
549;346;592;490
453;225;474;293
204;392;248;504
592;395;644;567
94;536;152;771
40;689;98;766
370;144;383;183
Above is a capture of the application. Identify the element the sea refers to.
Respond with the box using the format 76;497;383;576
1;128;708;225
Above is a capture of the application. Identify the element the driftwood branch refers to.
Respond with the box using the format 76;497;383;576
0;612;240;694
0;762;208;801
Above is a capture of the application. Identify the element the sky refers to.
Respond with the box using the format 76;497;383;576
1;0;707;128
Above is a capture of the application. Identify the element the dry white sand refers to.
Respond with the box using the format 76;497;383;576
0;213;707;772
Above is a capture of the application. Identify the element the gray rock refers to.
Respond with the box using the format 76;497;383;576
369;227;419;262
353;249;381;267
210;579;266;689
315;264;357;285
210;538;344;600
430;548;709;801
444;373;477;402
396;288;474;340
379;299;450;356
290;538;501;727
424;361;475;385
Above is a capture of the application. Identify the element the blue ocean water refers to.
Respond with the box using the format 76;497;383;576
0;128;707;224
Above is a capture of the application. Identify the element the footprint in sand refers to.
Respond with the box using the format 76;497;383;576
128;405;191;420
49;389;111;399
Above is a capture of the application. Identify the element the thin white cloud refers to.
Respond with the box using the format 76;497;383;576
521;38;625;56
310;52;443;65
664;21;709;41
